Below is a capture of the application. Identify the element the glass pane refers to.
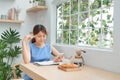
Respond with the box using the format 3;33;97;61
79;12;89;27
80;12;89;22
57;5;63;30
90;0;101;10
102;28;113;48
57;21;63;30
80;0;89;12
70;30;78;45
71;14;78;27
90;10;101;28
63;16;70;29
79;22;87;29
78;28;89;45
57;5;62;17
102;0;113;7
56;30;63;44
63;1;70;16
63;30;69;44
102;7;113;28
89;28;100;46
57;16;63;30
71;25;78;29
71;0;78;14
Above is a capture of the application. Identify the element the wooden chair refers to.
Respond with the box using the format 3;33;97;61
13;63;24;80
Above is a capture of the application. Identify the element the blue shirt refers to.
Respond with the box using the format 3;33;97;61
24;43;52;80
30;43;52;62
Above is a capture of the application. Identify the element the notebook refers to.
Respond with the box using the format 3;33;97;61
33;61;59;66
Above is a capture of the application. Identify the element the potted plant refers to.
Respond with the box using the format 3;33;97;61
0;28;22;80
29;0;46;6
37;0;46;6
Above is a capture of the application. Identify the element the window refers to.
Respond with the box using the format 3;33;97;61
56;0;114;49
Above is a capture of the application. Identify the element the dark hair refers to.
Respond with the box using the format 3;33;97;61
31;24;47;43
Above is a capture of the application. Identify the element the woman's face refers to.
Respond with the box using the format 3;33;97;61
34;31;46;44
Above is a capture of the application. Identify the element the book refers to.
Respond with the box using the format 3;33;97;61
33;61;59;66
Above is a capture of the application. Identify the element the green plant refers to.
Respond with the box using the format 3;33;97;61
37;0;45;5
29;0;45;6
57;0;113;48
0;28;21;80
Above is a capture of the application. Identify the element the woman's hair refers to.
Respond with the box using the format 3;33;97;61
31;24;47;43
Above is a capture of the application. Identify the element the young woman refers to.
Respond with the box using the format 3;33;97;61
22;24;63;80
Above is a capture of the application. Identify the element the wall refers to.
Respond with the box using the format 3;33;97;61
0;0;49;63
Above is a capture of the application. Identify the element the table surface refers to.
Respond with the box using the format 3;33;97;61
20;63;120;80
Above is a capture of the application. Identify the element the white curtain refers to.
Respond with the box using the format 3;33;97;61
52;0;68;5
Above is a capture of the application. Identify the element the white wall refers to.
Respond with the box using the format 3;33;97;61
0;0;120;73
0;0;52;63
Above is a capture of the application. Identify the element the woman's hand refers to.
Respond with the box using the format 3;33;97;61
53;53;64;62
22;35;33;64
22;35;33;42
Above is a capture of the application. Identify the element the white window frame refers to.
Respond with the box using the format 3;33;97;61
54;0;114;49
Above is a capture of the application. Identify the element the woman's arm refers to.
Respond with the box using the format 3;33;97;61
22;35;32;64
51;45;60;56
51;45;64;62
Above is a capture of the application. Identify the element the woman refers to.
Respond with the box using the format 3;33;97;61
22;24;63;80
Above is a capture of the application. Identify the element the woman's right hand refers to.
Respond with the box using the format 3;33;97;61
22;35;32;64
22;35;33;42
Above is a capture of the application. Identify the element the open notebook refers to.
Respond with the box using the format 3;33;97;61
33;61;59;66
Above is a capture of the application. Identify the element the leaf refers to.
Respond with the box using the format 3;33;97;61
1;28;21;44
0;28;22;80
7;46;21;58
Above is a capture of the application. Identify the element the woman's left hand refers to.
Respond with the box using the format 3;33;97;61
54;53;64;62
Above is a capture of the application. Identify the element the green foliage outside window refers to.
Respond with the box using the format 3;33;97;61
56;0;113;48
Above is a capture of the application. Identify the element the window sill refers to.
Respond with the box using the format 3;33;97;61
53;44;113;54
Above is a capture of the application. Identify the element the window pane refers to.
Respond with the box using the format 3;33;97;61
63;1;70;16
80;12;89;22
71;14;78;27
79;12;89;29
63;16;70;29
102;28;113;48
102;7;113;28
57;5;62;18
89;28;100;46
71;0;78;14
63;30;69;44
57;16;63;30
80;0;89;11
102;0;113;7
57;5;63;30
78;28;89;45
70;30;78;45
56;30;63;44
90;9;101;28
90;0;101;10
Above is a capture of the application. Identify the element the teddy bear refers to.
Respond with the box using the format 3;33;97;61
71;48;86;66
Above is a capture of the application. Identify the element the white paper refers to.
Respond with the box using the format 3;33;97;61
33;61;59;66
